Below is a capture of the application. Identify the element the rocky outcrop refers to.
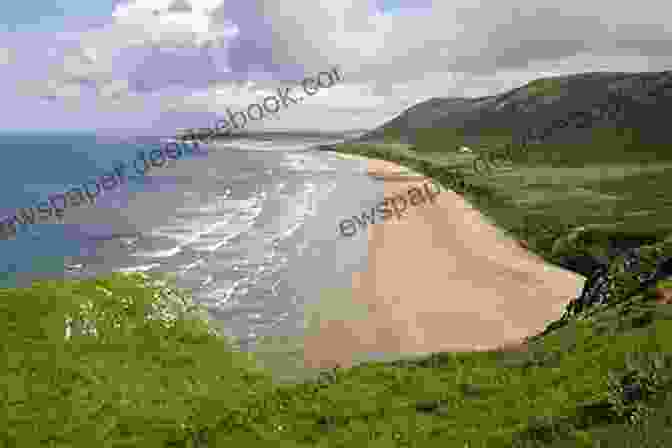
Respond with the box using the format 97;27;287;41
563;238;672;317
550;225;663;278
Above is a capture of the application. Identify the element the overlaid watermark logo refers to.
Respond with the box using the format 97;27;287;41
511;81;667;151
338;179;442;238
192;66;343;141
0;141;208;241
470;93;628;176
471;143;525;175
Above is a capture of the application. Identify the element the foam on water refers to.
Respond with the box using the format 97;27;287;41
116;263;162;273
1;132;379;380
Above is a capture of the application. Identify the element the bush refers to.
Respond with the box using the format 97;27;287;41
606;352;672;424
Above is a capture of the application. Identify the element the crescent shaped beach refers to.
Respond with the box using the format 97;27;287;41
303;155;586;369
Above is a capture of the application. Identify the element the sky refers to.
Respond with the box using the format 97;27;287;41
0;0;670;134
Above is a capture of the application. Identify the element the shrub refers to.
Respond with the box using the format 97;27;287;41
606;351;672;424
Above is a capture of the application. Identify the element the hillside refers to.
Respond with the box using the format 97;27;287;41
359;71;672;147
342;70;672;270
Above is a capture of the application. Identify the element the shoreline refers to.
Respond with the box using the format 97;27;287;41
302;150;586;370
3;138;672;446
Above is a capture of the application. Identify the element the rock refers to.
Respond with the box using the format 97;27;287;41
565;239;672;316
622;383;644;404
556;252;609;279
551;226;613;277
551;225;667;278
607;243;672;300
571;264;612;313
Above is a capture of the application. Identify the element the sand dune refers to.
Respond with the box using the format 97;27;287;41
302;157;586;369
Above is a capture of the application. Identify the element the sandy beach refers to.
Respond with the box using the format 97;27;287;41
302;155;586;369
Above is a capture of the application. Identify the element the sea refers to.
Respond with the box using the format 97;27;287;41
0;131;392;380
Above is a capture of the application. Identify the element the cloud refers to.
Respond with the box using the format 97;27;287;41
9;0;238;106
97;79;131;99
0;47;13;65
167;0;193;13
4;0;672;132
152;69;423;131
245;0;672;84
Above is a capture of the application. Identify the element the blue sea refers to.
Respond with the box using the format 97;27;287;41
0;131;389;378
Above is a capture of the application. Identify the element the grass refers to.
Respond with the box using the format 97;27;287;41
343;127;672;262
3;271;672;447
524;78;564;97
3;125;672;446
0;272;279;447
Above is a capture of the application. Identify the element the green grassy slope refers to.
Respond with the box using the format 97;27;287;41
3;269;672;447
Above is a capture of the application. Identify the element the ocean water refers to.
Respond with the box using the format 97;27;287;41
0;132;388;379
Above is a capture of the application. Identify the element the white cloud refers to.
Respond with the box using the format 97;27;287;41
153;71;417;131
7;0;672;131
97;79;131;98
111;0;236;47
94;90;147;113
11;0;239;110
15;77;79;100
249;0;672;84
0;48;13;66
60;46;113;80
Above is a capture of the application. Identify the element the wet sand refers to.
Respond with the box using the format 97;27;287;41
302;156;586;369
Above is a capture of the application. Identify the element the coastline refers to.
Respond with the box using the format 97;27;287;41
3;134;672;446
302;151;586;369
5;68;672;444
326;150;426;177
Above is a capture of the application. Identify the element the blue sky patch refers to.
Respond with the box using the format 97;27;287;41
0;1;115;32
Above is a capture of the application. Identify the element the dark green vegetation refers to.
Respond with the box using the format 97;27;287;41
359;70;672;146
3;70;672;446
